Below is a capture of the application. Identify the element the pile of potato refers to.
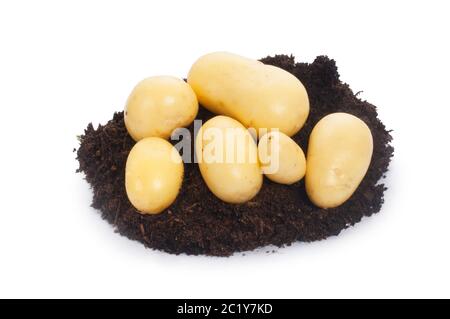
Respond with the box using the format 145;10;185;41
124;52;373;214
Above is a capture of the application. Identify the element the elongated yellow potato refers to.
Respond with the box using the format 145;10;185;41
125;137;183;214
187;52;309;137
195;116;262;203
125;76;198;141
306;113;373;208
258;131;306;185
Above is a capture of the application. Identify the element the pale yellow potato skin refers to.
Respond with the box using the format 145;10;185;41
305;113;373;208
187;52;309;137
125;76;198;141
195;116;263;204
258;131;306;185
125;137;183;214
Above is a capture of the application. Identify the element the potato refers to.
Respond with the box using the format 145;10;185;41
305;113;373;208
258;131;306;185
125;76;198;141
195;115;262;203
125;137;183;214
187;52;309;137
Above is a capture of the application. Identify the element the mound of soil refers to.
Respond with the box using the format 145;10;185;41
76;55;394;256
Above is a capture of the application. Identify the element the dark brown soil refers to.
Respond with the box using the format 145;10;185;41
76;55;394;256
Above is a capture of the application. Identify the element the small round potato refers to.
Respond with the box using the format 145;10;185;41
125;137;183;214
188;52;309;137
125;76;198;141
258;131;306;185
195;116;262;204
305;113;373;208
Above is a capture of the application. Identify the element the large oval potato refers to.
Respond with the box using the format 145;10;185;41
188;52;309;137
306;113;373;208
195;115;262;203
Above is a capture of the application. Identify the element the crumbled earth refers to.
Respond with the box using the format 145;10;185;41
76;55;394;256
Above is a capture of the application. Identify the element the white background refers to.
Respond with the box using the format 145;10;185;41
1;0;449;299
